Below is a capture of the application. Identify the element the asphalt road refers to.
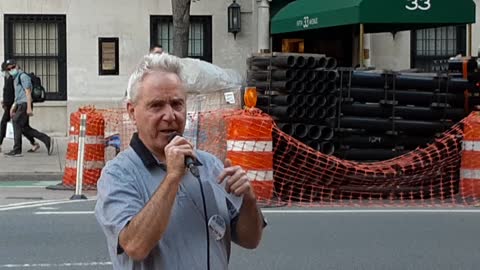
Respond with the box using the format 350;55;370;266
2;197;480;270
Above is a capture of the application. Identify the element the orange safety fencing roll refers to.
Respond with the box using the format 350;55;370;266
63;107;105;188
226;110;274;200
460;112;480;197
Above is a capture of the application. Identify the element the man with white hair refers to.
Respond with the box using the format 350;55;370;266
95;53;266;269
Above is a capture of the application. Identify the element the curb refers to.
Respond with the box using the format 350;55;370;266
0;172;64;181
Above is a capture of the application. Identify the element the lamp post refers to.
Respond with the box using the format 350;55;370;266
228;0;241;39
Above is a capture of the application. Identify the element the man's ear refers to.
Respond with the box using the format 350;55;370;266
126;101;136;124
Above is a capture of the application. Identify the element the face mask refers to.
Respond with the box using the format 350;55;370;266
9;69;18;77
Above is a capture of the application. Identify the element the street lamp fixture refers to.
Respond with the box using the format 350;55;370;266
228;0;241;39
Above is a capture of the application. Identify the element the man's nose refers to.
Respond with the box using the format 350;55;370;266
162;105;176;121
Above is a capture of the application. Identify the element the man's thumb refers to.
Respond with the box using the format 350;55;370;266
224;158;232;167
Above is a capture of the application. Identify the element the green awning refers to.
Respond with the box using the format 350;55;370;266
271;0;476;34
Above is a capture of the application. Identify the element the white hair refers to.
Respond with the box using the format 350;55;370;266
126;53;183;102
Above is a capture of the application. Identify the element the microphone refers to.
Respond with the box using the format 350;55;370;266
168;132;200;177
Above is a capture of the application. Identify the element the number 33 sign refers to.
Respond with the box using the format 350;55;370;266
406;0;431;11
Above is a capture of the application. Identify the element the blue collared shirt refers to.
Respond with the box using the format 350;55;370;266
13;71;31;104
95;133;244;270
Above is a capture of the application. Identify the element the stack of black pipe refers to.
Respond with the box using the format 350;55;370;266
332;70;472;161
247;53;339;154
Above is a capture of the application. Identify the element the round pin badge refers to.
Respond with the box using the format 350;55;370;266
208;214;226;241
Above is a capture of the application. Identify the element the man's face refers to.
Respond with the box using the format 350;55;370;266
6;64;16;75
127;71;186;158
151;47;163;54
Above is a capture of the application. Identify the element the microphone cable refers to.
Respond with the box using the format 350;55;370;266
169;133;210;270
188;165;210;270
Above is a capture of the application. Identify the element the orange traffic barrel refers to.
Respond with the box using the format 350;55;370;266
461;112;480;198
63;107;105;189
226;111;274;200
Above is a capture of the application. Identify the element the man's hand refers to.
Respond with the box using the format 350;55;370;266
9;107;15;117
218;159;255;199
27;107;33;116
164;135;196;179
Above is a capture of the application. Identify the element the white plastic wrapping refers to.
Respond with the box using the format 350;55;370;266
180;58;244;149
180;57;244;94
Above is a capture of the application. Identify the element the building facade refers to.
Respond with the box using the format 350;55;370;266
0;0;479;135
0;0;260;135
369;0;480;70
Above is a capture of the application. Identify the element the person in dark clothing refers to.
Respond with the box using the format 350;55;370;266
2;59;53;157
0;61;39;153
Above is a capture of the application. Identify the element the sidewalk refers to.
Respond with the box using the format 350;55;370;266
0;137;67;181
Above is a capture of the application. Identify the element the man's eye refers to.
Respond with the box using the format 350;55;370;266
172;102;184;110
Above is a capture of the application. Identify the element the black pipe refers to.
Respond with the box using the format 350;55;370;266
307;140;322;152
325;57;337;70
295;107;306;119
295;56;307;68
295;70;306;81
316;108;327;120
325;106;337;120
295;82;306;94
305;70;317;82
334;148;409;161
254;80;297;92
305;82;316;94
257;94;295;106
315;82;327;95
341;103;465;121
341;87;464;107
248;56;297;68
307;125;322;140
327;70;339;82
348;71;474;92
335;134;432;149
320;126;334;140
321;141;335;155
258;106;296;118
326;95;339;106
306;57;316;69
295;95;307;107
277;123;294;135
332;116;452;134
325;81;337;92
305;94;318;107
316;56;328;69
306;107;317;119
315;96;327;107
293;123;308;139
247;69;297;81
316;70;327;82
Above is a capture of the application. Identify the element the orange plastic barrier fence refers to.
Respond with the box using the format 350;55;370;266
62;107;105;188
226;109;274;200
54;106;480;207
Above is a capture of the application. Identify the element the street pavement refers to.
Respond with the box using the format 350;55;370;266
0;137;68;181
1;194;480;270
2;138;480;269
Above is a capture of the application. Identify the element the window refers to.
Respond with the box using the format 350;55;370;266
150;16;212;62
4;15;67;100
411;26;466;72
98;37;119;76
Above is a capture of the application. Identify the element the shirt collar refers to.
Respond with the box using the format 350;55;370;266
130;132;166;170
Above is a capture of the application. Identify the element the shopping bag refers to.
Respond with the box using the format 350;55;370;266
6;121;14;139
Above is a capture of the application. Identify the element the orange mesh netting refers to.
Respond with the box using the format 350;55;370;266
62;106;480;207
